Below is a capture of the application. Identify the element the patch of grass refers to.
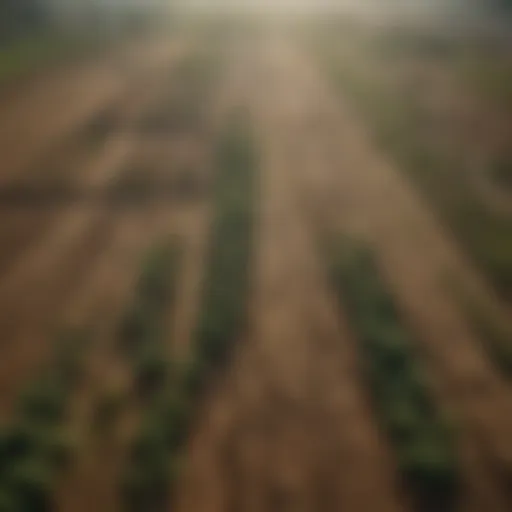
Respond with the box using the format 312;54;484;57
327;238;458;510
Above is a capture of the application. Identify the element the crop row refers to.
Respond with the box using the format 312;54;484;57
327;238;458;511
118;240;182;512
183;113;257;394
0;330;88;511
119;114;257;511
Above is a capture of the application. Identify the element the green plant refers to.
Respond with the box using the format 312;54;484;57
0;424;38;465
0;329;87;508
157;394;190;450
5;458;52;512
122;409;182;512
19;381;67;426
133;347;170;395
118;239;183;511
93;389;125;433
137;242;179;305
118;240;180;358
400;430;458;511
328;238;458;508
122;455;178;512
0;489;18;511
180;357;206;400
191;117;255;371
118;302;158;352
40;429;74;470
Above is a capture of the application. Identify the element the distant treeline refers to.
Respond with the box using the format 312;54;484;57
0;0;171;43
0;0;48;40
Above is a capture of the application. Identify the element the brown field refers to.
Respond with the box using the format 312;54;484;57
0;16;512;512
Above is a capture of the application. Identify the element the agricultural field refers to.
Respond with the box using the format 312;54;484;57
0;12;511;512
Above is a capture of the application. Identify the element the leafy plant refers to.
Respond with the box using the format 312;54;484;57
328;238;458;508
0;329;87;508
93;389;125;433
191;115;256;371
133;347;170;396
6;458;52;512
118;239;183;511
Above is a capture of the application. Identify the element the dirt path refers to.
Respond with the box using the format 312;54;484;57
176;38;405;512
264;38;512;511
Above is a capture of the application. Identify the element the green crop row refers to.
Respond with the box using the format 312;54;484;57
0;330;88;511
119;241;180;365
184;113;257;394
118;240;182;511
327;238;458;511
